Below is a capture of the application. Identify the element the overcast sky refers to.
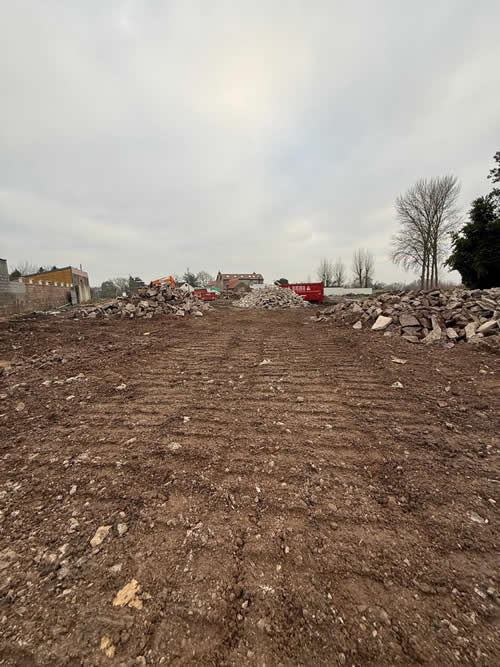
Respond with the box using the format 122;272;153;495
1;1;499;285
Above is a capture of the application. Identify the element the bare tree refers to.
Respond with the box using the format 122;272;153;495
352;249;374;287
352;249;364;287
363;250;374;287
113;277;129;295
332;258;346;287
392;176;461;289
317;258;333;286
196;271;214;287
13;260;38;276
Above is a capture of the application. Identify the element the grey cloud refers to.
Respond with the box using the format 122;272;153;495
1;1;499;284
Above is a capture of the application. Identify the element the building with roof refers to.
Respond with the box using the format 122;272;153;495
0;258;79;316
23;266;91;302
226;279;251;293
215;271;264;290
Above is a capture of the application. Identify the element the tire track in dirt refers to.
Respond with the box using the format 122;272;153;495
0;308;498;665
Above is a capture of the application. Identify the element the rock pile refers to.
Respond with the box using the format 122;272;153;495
74;284;210;319
317;287;500;346
220;289;243;301
237;287;310;309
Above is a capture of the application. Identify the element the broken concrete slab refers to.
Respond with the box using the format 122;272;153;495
399;313;420;328
477;319;498;334
422;326;442;344
371;315;393;331
465;322;478;340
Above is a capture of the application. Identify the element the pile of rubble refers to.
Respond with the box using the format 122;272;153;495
220;289;243;301
74;284;210;319
317;287;500;346
237;287;310;309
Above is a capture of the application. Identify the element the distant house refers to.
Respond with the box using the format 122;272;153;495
216;272;264;290
226;279;251;293
23;266;91;302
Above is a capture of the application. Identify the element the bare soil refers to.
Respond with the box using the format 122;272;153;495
0;306;499;666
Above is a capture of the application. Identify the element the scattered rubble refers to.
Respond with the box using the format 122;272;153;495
318;287;500;347
237;287;310;309
74;284;210;319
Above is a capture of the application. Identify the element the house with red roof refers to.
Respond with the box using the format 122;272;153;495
215;272;264;290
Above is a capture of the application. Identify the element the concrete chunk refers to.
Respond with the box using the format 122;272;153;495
371;315;392;331
477;319;498;334
399;313;420;327
422;326;442;344
465;322;478;340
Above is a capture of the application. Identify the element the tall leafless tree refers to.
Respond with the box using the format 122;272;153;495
363;251;374;287
196;271;214;287
317;258;333;286
352;249;374;287
392;176;461;289
352;249;364;287
332;258;346;287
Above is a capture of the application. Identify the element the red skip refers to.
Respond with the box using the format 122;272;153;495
279;282;324;303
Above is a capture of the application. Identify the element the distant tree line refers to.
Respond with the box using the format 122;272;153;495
316;251;374;288
180;269;213;287
97;276;145;299
94;270;214;299
9;262;60;280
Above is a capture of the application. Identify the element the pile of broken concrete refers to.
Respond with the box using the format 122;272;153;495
317;287;500;346
74;284;210;320
237;287;310;309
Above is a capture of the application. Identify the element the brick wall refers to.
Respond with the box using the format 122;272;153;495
24;283;72;312
23;268;91;303
0;278;71;318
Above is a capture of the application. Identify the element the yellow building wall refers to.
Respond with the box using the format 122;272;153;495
24;268;73;285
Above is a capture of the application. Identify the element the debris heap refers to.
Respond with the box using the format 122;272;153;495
317;287;500;346
220;289;243;301
237;287;310;309
75;284;210;319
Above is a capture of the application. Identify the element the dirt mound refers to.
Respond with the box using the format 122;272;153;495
74;284;211;319
318;287;500;346
237;287;310;309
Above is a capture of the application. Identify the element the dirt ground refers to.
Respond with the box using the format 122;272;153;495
0;305;499;666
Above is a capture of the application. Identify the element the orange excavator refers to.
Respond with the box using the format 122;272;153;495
151;275;175;288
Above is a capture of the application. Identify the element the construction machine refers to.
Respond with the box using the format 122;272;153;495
150;275;175;288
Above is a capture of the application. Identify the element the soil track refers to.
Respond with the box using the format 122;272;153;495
0;306;499;666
